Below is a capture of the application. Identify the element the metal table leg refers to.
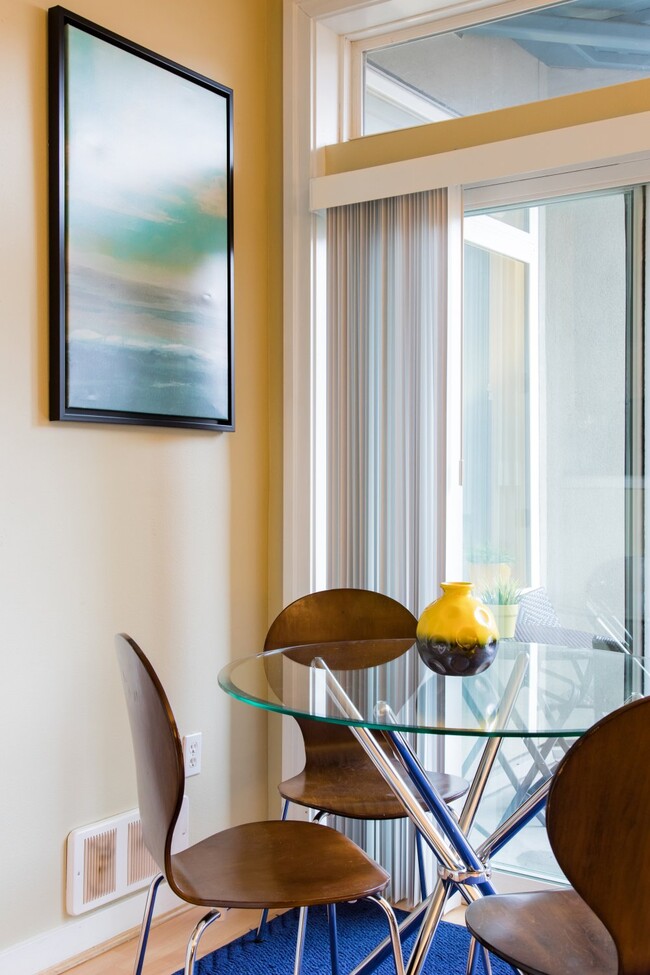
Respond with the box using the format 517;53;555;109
313;653;533;975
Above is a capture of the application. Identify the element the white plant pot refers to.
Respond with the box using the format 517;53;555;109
489;603;520;640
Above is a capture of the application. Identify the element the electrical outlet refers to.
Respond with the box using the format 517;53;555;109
183;733;202;777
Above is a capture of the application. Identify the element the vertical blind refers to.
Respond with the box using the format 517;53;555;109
325;189;449;608
323;189;449;901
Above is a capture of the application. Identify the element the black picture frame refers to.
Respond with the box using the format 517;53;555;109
48;7;234;431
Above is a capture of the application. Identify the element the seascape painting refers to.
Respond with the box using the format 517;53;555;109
49;9;234;429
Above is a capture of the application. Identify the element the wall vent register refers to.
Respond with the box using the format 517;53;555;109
65;798;188;914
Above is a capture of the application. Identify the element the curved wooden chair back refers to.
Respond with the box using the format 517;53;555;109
264;588;417;760
265;588;417;655
546;695;650;975
115;633;184;889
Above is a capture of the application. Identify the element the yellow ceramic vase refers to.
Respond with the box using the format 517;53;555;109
416;581;499;676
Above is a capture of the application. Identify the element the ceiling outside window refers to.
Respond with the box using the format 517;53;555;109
364;0;650;134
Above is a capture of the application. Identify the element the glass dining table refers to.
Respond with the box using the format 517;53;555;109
218;637;639;975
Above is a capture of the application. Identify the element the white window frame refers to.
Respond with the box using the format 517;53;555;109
346;0;566;139
283;0;650;881
284;0;650;611
462;209;541;587
364;63;459;134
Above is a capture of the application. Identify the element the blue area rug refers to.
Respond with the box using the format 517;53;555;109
179;900;512;975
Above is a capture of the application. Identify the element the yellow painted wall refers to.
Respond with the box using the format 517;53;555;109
0;0;282;955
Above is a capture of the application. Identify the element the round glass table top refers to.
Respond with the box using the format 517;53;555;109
218;638;637;738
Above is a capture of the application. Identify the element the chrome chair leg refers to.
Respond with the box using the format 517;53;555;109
465;937;494;975
482;945;493;975
184;908;221;975
293;906;309;975
370;894;406;975
327;903;340;975
465;936;480;975
133;872;164;975
256;907;269;940
315;808;341;975
256;799;291;941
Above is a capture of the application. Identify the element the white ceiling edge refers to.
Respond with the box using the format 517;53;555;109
296;0;566;38
310;113;650;209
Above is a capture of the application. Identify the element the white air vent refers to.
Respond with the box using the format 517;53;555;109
66;798;189;915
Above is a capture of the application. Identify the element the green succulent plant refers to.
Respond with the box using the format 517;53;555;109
479;579;523;605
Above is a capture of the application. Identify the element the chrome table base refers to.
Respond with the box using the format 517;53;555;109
315;651;549;975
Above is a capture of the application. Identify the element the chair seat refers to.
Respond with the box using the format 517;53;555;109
279;764;469;819
465;889;617;975
170;820;389;909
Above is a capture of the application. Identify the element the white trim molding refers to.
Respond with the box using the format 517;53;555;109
311;113;650;210
299;0;558;39
0;886;182;975
283;0;317;604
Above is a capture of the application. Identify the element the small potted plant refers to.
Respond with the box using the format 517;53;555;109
479;579;523;639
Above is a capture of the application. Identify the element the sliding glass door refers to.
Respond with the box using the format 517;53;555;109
461;187;646;878
463;190;643;650
314;179;648;888
463;209;535;596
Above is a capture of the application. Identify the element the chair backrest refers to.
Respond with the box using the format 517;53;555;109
265;588;417;654
546;695;650;975
115;633;185;884
264;589;417;754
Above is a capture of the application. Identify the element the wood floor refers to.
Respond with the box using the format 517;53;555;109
52;900;465;975
54;906;282;975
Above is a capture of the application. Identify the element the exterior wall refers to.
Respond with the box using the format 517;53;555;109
544;196;627;628
0;0;282;966
369;32;547;118
368;31;648;123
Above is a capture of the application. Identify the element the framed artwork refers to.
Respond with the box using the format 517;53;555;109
48;7;234;431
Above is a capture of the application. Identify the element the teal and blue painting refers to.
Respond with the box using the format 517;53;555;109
65;26;231;420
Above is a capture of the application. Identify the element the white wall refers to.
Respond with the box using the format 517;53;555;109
0;0;283;965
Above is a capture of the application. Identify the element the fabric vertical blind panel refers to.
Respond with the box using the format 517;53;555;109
324;189;448;903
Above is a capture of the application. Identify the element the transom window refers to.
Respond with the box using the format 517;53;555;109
362;0;650;135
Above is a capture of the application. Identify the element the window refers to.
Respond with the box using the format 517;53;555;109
462;188;644;657
361;0;650;136
314;177;647;884
364;63;457;135
286;0;650;895
459;186;646;879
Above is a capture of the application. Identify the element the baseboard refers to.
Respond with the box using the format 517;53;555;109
0;883;184;975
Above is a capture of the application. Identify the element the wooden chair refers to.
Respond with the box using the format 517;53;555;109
465;694;650;975
115;633;405;975
266;588;468;821
264;589;469;885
